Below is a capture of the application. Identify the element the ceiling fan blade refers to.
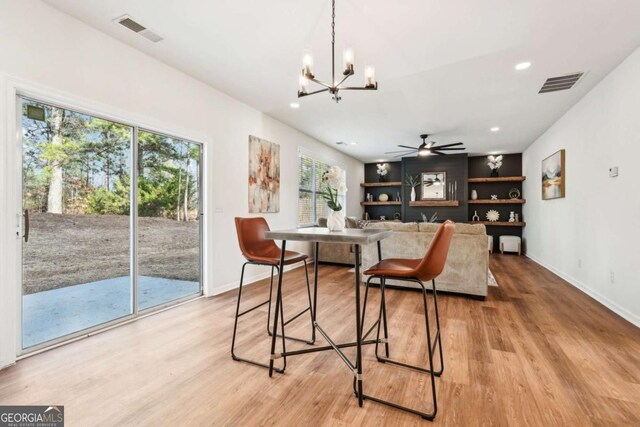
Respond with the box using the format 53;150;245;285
397;145;418;150
426;141;436;149
434;147;466;151
385;149;416;154
431;150;446;155
432;142;464;149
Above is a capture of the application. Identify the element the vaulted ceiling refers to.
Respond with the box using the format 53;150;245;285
44;0;640;162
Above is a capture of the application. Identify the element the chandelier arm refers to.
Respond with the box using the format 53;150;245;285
298;88;330;98
337;84;378;90
334;72;353;88
307;77;333;89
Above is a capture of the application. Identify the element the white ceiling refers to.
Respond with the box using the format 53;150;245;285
44;0;640;162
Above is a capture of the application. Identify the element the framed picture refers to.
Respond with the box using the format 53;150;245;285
421;172;447;200
248;135;280;212
542;149;565;200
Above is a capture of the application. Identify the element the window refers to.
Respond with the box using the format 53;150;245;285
298;151;345;226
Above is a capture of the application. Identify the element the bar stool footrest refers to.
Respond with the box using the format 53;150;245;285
360;393;436;421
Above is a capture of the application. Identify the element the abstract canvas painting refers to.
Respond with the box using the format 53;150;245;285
542;149;565;200
248;135;280;212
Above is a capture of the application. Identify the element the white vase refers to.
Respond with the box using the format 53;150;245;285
327;209;345;232
410;187;416;202
471;189;478;200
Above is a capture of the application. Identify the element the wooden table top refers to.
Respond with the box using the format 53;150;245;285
265;227;392;244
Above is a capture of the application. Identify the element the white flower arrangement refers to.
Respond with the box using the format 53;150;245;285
376;163;388;177
487;155;503;170
322;165;347;211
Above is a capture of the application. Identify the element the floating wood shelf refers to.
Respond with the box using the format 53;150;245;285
360;201;402;206
360;181;402;187
468;176;526;183
409;200;460;207
471;221;526;227
468;199;526;204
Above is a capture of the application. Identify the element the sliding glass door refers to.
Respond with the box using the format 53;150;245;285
137;130;201;310
19;97;202;352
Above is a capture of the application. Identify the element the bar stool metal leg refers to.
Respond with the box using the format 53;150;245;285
231;262;286;373
266;259;316;345
357;275;443;420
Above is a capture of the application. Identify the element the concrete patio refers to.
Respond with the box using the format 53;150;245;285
22;276;200;348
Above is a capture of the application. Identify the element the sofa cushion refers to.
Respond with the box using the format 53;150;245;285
364;221;420;232
317;216;362;229
418;222;486;235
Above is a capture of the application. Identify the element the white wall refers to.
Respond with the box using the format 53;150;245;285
0;0;363;368
523;46;640;327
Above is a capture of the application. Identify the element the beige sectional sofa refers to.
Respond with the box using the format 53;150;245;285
361;222;489;298
315;217;362;265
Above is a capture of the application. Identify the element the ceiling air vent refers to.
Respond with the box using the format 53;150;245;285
539;73;584;93
114;15;163;43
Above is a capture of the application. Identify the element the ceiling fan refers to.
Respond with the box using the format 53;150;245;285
385;134;466;158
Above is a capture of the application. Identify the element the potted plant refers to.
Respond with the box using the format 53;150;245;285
322;165;348;231
376;163;388;182
405;174;420;202
487;155;503;177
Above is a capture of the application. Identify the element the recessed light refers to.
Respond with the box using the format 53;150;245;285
290;102;300;108
349;142;357;145
490;127;500;132
515;61;531;71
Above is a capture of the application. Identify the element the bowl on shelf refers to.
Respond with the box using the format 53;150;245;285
378;193;389;202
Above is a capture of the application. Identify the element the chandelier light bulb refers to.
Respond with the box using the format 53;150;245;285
343;48;354;74
364;66;376;88
302;51;314;77
299;75;309;94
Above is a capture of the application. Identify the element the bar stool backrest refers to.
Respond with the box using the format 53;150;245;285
234;217;280;261
414;220;456;281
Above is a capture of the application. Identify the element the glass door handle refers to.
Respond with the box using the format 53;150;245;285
23;209;29;243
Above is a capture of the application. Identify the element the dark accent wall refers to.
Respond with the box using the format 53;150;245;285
468;154;523;251
401;154;468;223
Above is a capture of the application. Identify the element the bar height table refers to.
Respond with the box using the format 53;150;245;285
264;227;392;407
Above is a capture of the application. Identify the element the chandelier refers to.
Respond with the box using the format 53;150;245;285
297;0;378;103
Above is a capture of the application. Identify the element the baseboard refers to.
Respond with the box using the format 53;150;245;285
0;359;15;372
210;260;308;297
526;253;640;328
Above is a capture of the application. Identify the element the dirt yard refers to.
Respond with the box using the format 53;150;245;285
23;213;200;294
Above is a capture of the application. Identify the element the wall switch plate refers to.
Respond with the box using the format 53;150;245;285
609;166;619;177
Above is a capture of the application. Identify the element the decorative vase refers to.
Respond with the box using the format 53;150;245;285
471;189;478;200
327;209;345;232
491;169;499;177
378;175;386;182
410;187;416;202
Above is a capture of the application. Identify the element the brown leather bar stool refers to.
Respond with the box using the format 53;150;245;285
231;217;315;373
358;220;455;420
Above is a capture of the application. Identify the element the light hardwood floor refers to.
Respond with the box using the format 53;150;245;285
1;255;639;426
